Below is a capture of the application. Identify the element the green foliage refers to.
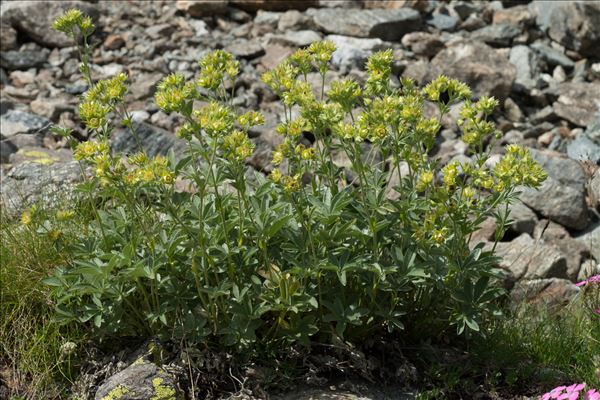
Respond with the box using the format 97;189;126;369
0;208;83;398
41;10;548;352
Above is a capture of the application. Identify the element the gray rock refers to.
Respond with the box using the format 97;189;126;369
426;12;459;31
277;9;316;31
507;201;538;236
0;161;83;217
401;32;445;58
0;67;6;86
547;2;600;58
426;40;516;100
1;1;99;48
589;172;600;209
576;224;600;262
145;23;175;40
472;23;521;47
327;35;387;73
0;24;17;51
225;39;265;59
519;149;588;230
129;72;163;100
0;109;51;138
529;41;575;69
111;122;187;161
529;106;558;125
0;49;49;70
577;259;599;281
0;137;17;163
585;112;600;143
550;82;600;128
511;278;580;306
94;360;179;400
452;1;481;20
267;30;322;48
30;97;73;121
254;10;282;27
509;45;542;91
567;135;600;165
534;220;591;281
460;14;486;31
489;233;568;281
308;8;422;41
529;0;565;32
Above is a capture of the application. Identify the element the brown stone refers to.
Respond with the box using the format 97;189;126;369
492;5;534;27
175;0;228;17
258;44;294;71
104;34;126;50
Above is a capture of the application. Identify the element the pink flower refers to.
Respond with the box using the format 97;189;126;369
584;389;600;400
576;274;600;287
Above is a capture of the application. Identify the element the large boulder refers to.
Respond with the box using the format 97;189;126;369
519;149;589;230
307;7;422;41
426;40;516;100
0;1;99;48
546;2;600;58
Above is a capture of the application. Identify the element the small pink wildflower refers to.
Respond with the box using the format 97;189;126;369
576;274;600;287
541;384;598;400
584;389;600;400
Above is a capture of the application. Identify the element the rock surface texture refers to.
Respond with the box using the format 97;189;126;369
1;0;599;396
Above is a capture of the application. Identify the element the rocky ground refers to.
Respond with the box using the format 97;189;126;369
1;0;600;398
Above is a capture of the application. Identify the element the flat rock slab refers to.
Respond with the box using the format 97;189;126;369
487;233;568;282
0;160;83;217
511;278;580;307
307;8;421;41
94;360;179;400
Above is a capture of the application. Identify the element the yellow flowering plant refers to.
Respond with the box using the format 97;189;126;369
43;9;548;351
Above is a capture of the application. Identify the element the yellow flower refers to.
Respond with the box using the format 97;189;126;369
21;209;33;225
416;170;434;192
48;230;62;242
282;174;301;192
56;210;75;221
272;151;284;166
269;169;282;183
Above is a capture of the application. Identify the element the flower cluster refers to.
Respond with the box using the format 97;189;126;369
457;96;499;147
542;383;599;400
423;75;471;105
197;49;239;91
124;155;174;185
52;8;94;37
237;111;265;130
78;73;129;131
73;140;109;161
194;101;235;137
155;73;197;113
222;130;255;161
365;49;393;96
307;40;336;74
493;144;547;190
